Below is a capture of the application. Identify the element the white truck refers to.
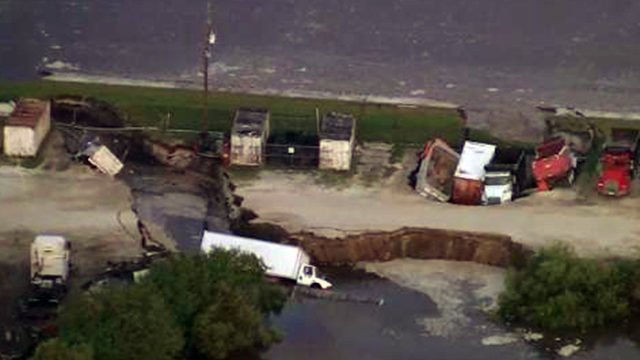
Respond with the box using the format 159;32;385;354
30;235;71;291
201;231;332;289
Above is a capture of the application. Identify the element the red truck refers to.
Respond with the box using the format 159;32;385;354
596;129;639;196
532;137;576;191
596;147;633;196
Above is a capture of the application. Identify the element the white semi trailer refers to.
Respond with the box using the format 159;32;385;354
201;231;332;289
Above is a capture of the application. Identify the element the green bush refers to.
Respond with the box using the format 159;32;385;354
498;244;639;331
34;251;287;360
143;251;286;359
31;339;93;360
57;284;184;360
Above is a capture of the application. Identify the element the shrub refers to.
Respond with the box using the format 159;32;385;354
57;284;184;360
498;244;639;331
31;339;93;360
35;250;286;360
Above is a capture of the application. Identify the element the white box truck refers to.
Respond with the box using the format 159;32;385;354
201;231;332;289
30;235;70;290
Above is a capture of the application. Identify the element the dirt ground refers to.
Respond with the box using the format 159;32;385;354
0;163;141;323
234;151;640;259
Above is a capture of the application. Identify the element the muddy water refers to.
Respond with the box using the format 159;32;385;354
266;266;640;360
266;268;538;360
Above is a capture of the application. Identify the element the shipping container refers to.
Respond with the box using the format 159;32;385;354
414;139;460;202
452;141;495;205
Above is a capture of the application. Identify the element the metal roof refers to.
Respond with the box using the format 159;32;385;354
6;98;48;128
232;107;269;136
319;112;356;141
33;235;67;278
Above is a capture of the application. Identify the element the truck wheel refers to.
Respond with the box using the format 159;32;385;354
311;283;321;289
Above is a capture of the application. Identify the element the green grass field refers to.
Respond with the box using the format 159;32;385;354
0;81;468;146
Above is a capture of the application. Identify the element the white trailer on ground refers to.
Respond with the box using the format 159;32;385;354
30;235;70;290
201;231;332;289
84;144;124;176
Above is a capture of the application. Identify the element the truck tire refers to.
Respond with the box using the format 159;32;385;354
311;283;321;289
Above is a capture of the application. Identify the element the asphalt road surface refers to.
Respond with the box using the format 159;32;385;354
2;0;640;138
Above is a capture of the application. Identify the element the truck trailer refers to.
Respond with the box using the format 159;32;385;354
201;231;332;289
452;141;496;205
414;139;460;202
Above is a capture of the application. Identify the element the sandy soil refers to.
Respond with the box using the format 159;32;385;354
235;163;640;258
0;165;141;260
0;164;141;323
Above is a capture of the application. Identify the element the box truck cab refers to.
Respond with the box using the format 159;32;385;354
482;148;533;205
482;171;514;205
201;231;332;289
30;235;70;291
597;147;633;197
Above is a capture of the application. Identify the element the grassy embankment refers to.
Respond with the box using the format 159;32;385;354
0;81;513;184
0;81;481;146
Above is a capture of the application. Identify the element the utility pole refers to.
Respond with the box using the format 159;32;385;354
201;1;216;135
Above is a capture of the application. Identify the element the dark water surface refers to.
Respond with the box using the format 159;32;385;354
2;0;640;131
267;269;539;360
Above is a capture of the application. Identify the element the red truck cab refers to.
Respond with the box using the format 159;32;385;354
597;147;633;197
532;137;576;191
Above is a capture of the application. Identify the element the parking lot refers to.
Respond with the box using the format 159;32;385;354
0;163;141;325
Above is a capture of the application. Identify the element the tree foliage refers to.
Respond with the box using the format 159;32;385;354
31;339;93;360
35;250;287;360
57;284;184;360
193;284;281;360
498;244;639;331
144;251;286;358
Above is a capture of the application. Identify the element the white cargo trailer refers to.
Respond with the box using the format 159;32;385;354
201;231;332;289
